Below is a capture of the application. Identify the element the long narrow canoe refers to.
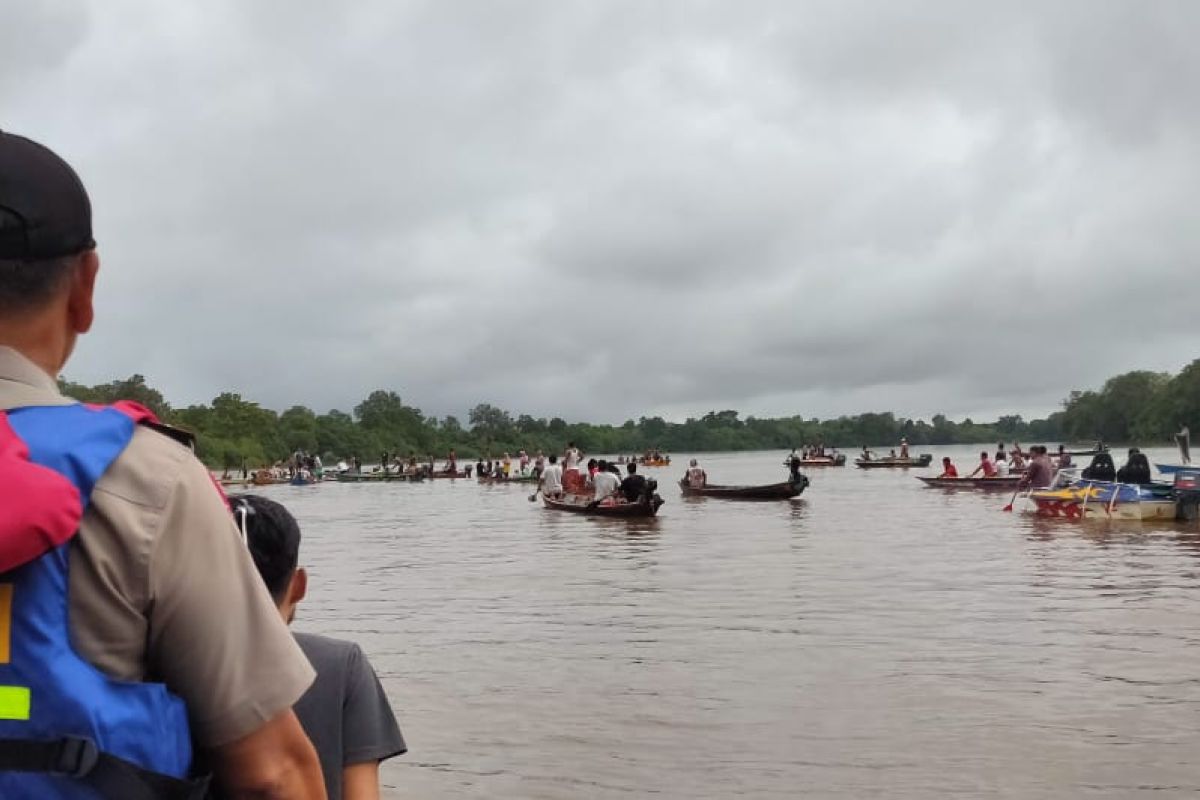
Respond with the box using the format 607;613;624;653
678;477;807;500
798;455;846;467
478;474;538;484
855;454;933;469
917;475;1021;490
427;470;470;479
335;471;424;483
542;494;664;517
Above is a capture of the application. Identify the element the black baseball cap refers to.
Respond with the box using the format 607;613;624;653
0;130;94;261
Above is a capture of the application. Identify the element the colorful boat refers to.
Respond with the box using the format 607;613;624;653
855;454;933;469
639;458;671;467
1156;463;1192;475
917;475;1021;490
678;476;807;500
542;493;664;517
1025;480;1176;520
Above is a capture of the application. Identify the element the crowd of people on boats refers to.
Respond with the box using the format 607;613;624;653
535;443;659;507
933;441;1167;489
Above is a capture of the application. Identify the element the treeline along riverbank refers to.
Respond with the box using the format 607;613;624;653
59;360;1199;468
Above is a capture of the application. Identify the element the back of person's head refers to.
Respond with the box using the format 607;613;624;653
230;494;301;604
628;463;637;474
942;457;951;465
0;132;97;322
980;451;988;460
549;454;558;464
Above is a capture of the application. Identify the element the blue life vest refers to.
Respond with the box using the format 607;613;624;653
0;404;204;799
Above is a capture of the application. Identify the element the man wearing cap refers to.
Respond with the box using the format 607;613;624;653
0;131;326;797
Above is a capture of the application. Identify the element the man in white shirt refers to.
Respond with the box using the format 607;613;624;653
540;454;564;498
590;460;621;504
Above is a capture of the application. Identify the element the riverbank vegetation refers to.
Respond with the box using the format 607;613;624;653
58;359;1198;467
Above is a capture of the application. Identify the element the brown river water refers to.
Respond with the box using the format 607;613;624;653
250;446;1200;799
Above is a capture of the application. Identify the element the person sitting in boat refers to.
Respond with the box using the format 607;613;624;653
1116;448;1152;485
590;460;622;505
1081;452;1116;482
968;451;998;478
475;457;486;477
938;457;958;478
1020;446;1057;489
1054;445;1072;469
899;438;909;459
995;442;1007;463
540;454;564;498
1009;449;1026;470
860;446;872;462
686;458;707;488
889;449;897;459
620;462;648;503
994;456;1009;477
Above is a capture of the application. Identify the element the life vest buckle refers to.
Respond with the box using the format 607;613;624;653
52;736;99;778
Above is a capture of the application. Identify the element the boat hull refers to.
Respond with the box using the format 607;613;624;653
856;455;933;469
1027;481;1176;520
478;475;538;484
678;478;807;500
918;476;1021;490
335;472;424;483
798;456;845;467
542;494;664;517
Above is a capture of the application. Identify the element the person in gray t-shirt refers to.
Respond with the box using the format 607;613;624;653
231;494;407;800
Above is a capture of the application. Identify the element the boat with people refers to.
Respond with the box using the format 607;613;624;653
918;475;1021;490
678;475;808;500
478;473;538;485
335;471;425;483
855;454;933;469
1024;479;1176;520
798;454;846;467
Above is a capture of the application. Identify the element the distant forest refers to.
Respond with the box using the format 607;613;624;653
59;360;1199;468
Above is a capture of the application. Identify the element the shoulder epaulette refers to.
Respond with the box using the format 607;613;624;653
142;420;197;452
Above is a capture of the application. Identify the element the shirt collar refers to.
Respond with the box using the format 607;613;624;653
0;347;65;400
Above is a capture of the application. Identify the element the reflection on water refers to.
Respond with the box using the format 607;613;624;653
260;446;1200;798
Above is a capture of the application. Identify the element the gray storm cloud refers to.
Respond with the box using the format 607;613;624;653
3;0;1198;423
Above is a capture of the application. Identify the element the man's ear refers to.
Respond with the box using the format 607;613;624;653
67;251;100;334
288;566;308;607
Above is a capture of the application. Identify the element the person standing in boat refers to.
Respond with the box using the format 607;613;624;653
995;443;1007;464
533;449;546;478
938;457;959;478
686;458;707;488
860;445;872;461
899;438;909;459
1178;424;1192;465
786;450;804;483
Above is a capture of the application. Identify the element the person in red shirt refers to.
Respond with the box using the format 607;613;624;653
969;451;997;478
938;457;959;478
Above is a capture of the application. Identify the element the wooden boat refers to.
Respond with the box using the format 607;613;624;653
1025;480;1176;520
477;474;538;484
639;458;671;467
678;476;807;500
918;475;1021;490
427;470;469;479
335;471;424;483
542;493;664;517
855;454;933;469
797;454;845;467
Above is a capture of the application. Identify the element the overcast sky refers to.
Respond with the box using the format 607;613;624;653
4;1;1198;424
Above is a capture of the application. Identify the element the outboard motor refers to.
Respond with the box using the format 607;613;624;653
642;478;659;504
1081;453;1116;482
1175;469;1200;522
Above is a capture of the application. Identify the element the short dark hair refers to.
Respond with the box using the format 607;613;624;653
627;463;637;474
548;454;558;463
229;494;301;604
0;251;77;313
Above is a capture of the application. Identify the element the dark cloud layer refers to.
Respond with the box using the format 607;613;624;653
5;1;1198;423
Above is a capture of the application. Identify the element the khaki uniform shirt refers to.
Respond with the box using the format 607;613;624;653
0;347;314;747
